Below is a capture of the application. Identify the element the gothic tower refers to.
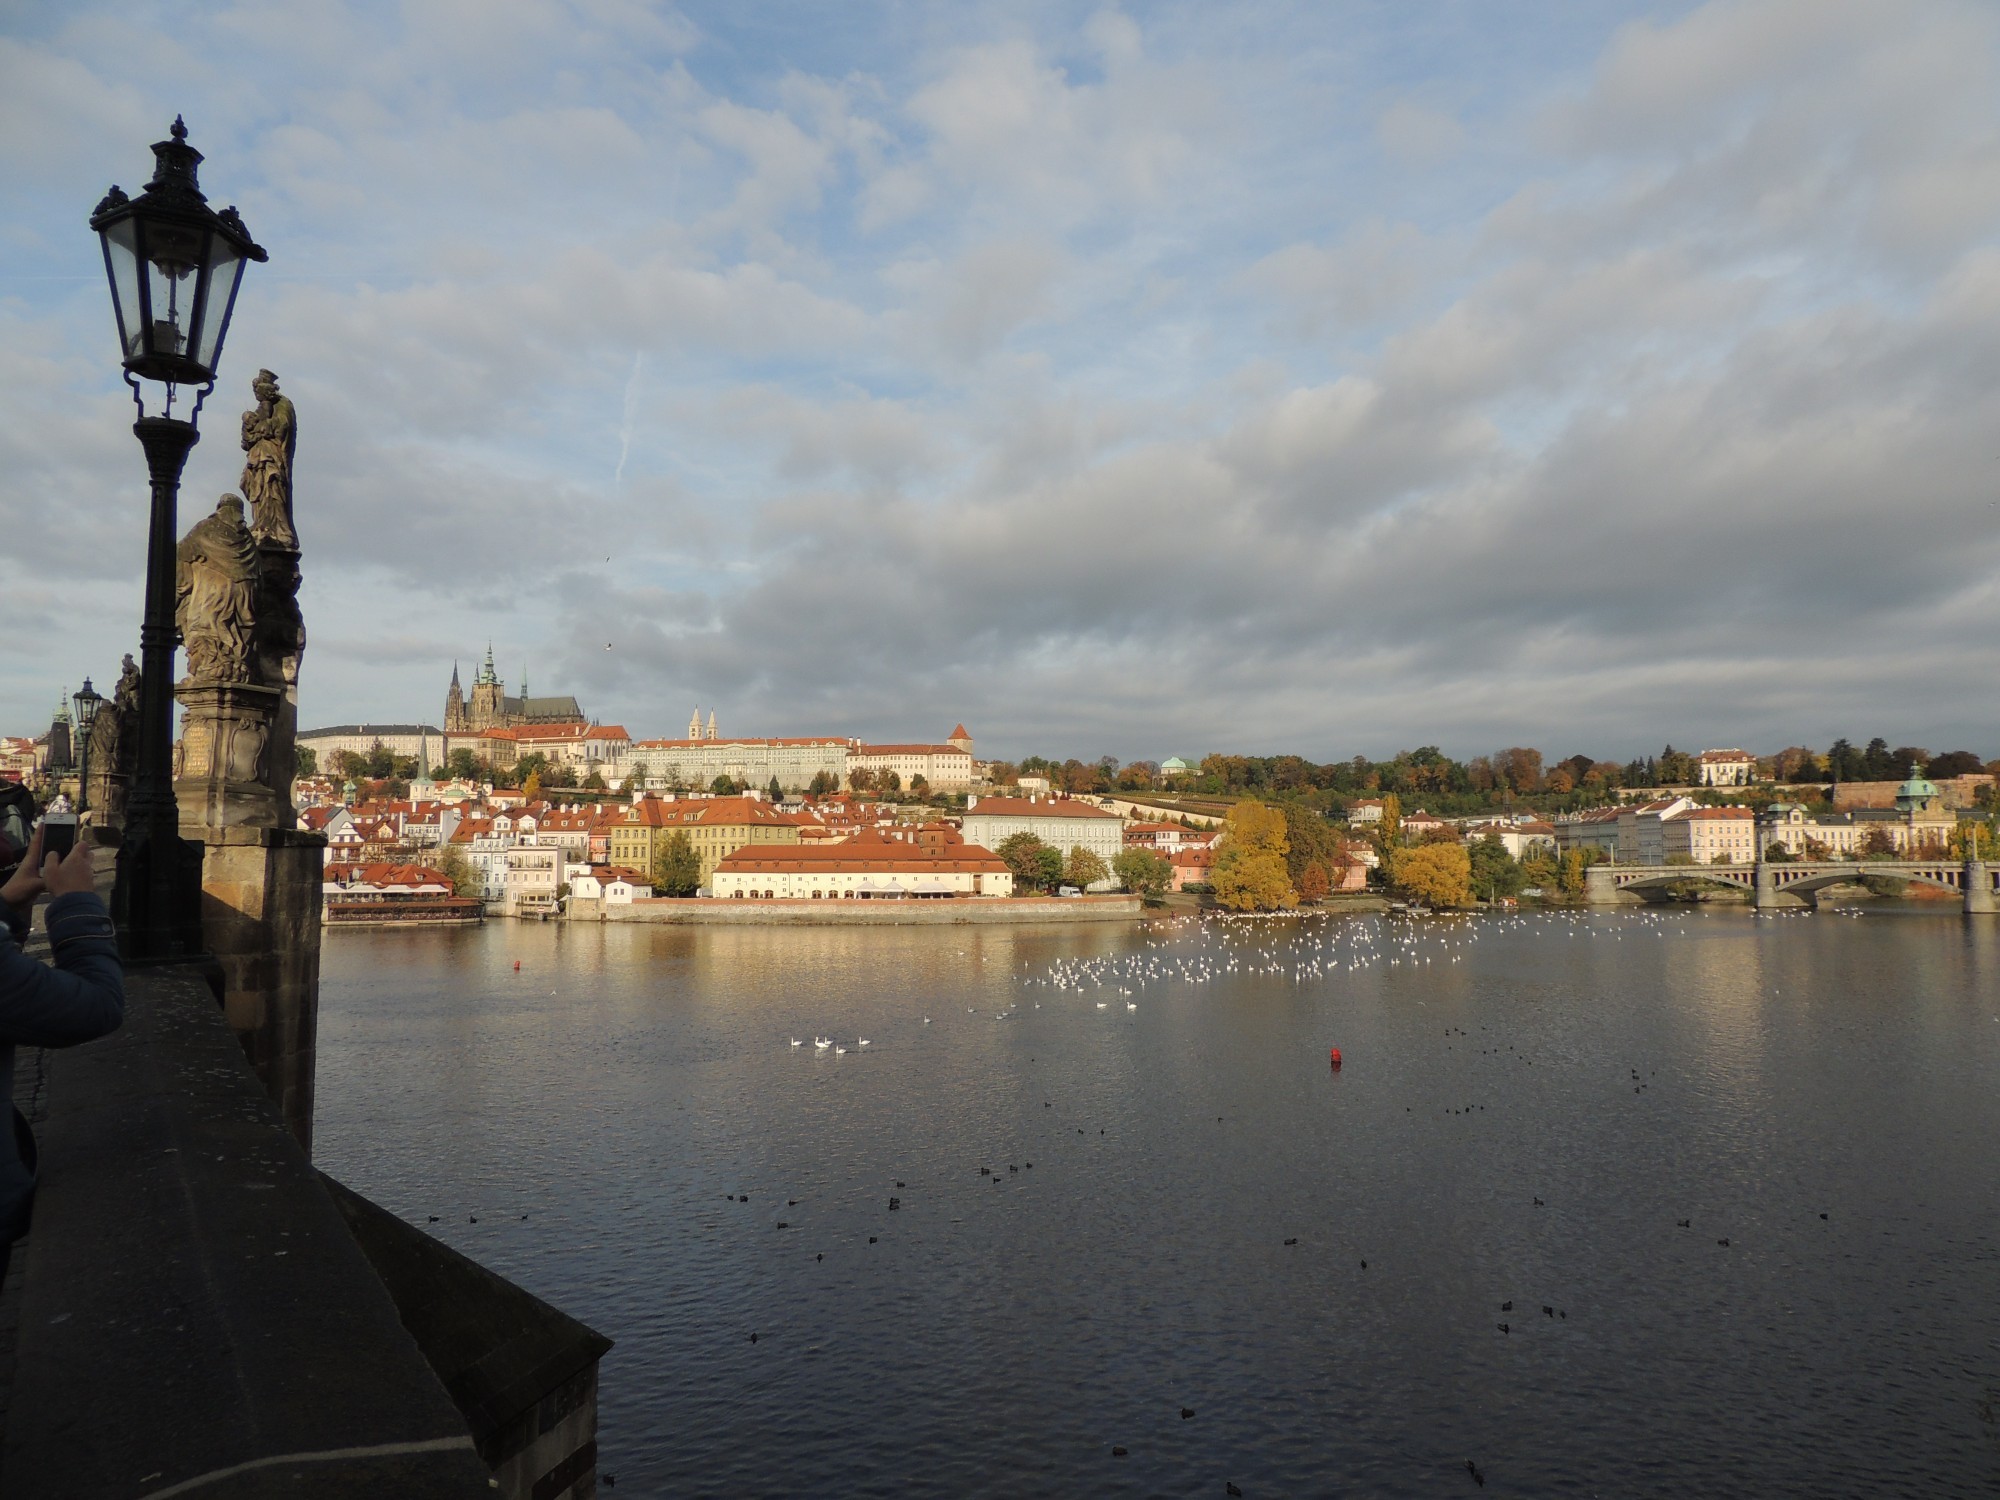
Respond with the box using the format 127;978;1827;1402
707;711;718;741
444;662;466;733
468;643;507;732
688;706;702;741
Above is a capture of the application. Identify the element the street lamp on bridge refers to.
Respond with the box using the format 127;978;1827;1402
90;117;266;961
72;678;103;818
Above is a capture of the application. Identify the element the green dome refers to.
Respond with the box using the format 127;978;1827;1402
1894;767;1939;810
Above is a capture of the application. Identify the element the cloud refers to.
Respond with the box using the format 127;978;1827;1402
5;0;1999;762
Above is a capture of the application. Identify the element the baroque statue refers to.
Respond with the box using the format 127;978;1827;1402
240;368;297;548
175;495;260;686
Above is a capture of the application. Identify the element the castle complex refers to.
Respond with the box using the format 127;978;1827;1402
442;646;585;734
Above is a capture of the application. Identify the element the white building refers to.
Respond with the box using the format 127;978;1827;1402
1616;797;1699;864
958;795;1125;870
848;726;977;792
626;736;851;793
501;845;561;916
1660;805;1759;863
298;723;447;772
1696;749;1758;787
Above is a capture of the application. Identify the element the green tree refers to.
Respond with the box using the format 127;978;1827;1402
653;831;701;896
808;770;836;796
768;776;784;802
1467;833;1524;900
1112;848;1172;902
910;774;929;799
711;774;737;795
1389;842;1473;908
1064;846;1109;889
296;746;317;777
1280;802;1341;891
444;748;483;781
880;770;902;793
434;844;482;899
582;770;607;791
516;751;550;784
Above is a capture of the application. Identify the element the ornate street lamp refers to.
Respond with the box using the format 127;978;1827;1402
90;118;266;960
72;678;104;818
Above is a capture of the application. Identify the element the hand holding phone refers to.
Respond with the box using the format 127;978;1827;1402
40;813;77;861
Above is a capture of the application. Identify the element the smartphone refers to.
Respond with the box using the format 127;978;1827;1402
40;813;77;860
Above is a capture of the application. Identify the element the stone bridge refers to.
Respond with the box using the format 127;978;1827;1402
1584;857;1998;913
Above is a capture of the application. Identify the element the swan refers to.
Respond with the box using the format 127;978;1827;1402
859;1038;871;1047
790;1037;801;1048
835;1045;847;1054
815;1036;831;1050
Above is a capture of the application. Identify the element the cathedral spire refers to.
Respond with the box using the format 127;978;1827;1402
54;688;71;726
450;660;461;690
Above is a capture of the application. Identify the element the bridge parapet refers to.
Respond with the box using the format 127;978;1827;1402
1583;860;1994;912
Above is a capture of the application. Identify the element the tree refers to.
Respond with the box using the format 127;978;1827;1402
909;774;929;799
848;768;876;793
1467;833;1524;900
542;761;576;788
1520;853;1559;891
711;774;737;795
768;776;784;802
808;770;837;796
516;752;550;783
1928;750;1984;778
582;770;606;791
1280;803;1341;892
521;771;542;804
296;746;317;777
1859;826;1897;858
1112;848;1172;902
1557;848;1589;897
444;748;483;781
1214;851;1296;911
1063;846;1108;889
434;844;482;899
1375;793;1402;849
329;749;368;780
1387;842;1472;908
1296;862;1331;902
653;831;701;896
997;832;1055;893
880;770;902;793
1656;746;1695;785
1213;799;1296;911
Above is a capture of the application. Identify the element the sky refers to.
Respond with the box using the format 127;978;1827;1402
3;0;1998;766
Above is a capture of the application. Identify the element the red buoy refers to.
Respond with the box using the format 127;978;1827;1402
1329;1047;1343;1068
513;960;521;971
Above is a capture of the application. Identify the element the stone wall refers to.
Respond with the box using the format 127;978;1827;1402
194;825;325;1151
1830;775;1992;811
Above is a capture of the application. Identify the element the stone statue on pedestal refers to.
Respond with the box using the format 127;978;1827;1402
87;654;141;829
240;369;297;549
174;374;311;832
175;495;259;687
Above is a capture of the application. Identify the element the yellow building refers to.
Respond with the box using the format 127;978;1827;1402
611;795;806;884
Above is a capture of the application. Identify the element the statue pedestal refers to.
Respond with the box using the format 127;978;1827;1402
176;681;282;832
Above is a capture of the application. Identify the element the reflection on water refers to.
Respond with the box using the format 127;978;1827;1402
318;908;2000;1497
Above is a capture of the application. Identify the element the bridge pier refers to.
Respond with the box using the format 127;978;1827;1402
1752;862;1788;911
1966;859;1996;915
1582;865;1636;905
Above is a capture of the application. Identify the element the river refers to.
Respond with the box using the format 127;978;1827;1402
317;907;2000;1497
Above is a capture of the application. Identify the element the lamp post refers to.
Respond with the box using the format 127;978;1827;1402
90;117;266;961
72;678;104;818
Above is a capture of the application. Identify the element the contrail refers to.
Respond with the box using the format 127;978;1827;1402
615;351;644;487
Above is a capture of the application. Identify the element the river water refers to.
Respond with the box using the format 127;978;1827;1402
317;908;2000;1497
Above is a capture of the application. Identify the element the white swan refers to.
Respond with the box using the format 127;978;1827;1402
790;1037;801;1048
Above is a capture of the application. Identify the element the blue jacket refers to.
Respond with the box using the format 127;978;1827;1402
0;891;125;1241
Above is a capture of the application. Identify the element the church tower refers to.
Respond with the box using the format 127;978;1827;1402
707;711;718;741
468;643;507;732
688;706;702;741
444;662;467;733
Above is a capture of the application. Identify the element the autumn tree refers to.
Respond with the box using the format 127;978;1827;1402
1213;799;1296;912
1387;842;1472;908
1375;793;1402;850
521;772;542;804
653;831;701;896
1112;848;1173;902
1279;803;1341;893
1064;846;1109;889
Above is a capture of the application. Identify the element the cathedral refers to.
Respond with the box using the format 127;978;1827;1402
443;646;585;733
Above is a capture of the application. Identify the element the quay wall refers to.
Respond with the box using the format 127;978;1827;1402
592;894;1143;925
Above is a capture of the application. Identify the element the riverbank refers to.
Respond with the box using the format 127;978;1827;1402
572;894;1142;924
